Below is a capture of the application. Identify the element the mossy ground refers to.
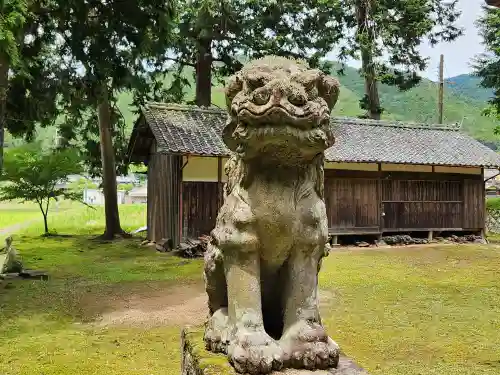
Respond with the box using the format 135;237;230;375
320;244;500;375
1;203;499;375
183;328;235;375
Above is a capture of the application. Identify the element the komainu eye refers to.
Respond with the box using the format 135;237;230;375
246;74;268;91
252;88;270;105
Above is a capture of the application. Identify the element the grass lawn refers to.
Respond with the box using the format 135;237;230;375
0;200;79;231
1;204;499;375
0;203;204;375
0;201;45;230
320;245;500;375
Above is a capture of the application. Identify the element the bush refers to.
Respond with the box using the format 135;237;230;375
486;197;500;212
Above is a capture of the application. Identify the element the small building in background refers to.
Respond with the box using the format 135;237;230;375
126;186;148;204
128;103;500;246
83;188;126;205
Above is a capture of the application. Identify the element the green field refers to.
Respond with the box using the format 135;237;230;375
0;202;45;230
1;203;499;375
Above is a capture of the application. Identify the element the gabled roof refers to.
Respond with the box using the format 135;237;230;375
128;102;500;168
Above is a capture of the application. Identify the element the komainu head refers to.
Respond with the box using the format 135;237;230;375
223;56;339;163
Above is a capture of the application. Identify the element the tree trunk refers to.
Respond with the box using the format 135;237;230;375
97;83;125;239
43;213;49;234
0;54;9;173
356;0;381;120
195;37;213;107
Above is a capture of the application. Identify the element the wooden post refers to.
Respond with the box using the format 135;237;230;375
428;230;434;242
217;157;223;209
438;54;444;124
332;235;339;246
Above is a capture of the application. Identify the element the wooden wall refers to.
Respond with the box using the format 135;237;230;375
324;178;380;234
147;153;486;243
182;182;223;238
324;169;485;234
147;150;182;245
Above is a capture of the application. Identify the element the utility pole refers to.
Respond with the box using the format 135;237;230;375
438;54;444;124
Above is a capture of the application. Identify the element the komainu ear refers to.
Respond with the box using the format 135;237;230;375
318;74;340;111
225;73;243;110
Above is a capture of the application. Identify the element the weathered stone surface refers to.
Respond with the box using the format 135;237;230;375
155;237;173;252
0;236;23;274
182;327;370;375
203;56;342;374
355;241;370;248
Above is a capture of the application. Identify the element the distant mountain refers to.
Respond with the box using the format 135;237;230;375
445;74;494;105
8;65;500;152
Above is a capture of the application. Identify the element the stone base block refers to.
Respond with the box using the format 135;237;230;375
181;326;370;375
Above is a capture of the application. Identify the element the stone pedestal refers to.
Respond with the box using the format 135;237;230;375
181;327;370;375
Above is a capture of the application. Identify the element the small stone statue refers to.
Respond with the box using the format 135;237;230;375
203;56;340;374
0;236;23;274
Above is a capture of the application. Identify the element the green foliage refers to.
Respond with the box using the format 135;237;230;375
0;143;84;233
0;0;28;66
168;0;347;105
474;6;500;129
486;197;500;212
118;183;134;193
332;0;462;116
51;0;176;177
1;1;61;149
67;178;98;197
446;74;495;105
129;163;147;174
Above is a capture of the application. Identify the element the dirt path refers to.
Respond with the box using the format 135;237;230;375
94;282;209;328
93;282;336;329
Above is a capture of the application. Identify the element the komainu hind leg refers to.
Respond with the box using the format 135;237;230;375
203;241;230;353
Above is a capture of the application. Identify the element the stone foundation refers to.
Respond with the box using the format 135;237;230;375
181;327;370;375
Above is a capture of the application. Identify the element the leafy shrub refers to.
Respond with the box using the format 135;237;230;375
486;197;500;212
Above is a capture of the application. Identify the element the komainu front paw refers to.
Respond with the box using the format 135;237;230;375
204;308;230;354
280;320;340;370
228;329;284;374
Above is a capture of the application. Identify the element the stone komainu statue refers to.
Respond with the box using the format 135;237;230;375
0;236;23;274
203;56;340;374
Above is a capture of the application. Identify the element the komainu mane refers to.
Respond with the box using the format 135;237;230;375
203;56;340;374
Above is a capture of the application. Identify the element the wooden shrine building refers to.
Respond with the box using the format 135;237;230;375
127;103;500;246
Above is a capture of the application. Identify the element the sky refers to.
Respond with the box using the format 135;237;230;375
329;0;488;82
420;0;487;81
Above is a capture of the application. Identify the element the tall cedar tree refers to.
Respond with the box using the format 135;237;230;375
336;0;462;119
0;1;61;171
0;0;27;173
475;5;500;127
52;0;175;239
168;0;347;106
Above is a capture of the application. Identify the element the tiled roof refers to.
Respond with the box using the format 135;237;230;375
136;102;500;168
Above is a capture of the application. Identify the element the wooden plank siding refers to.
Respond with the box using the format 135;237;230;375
147;151;182;245
182;182;224;239
324;177;380;233
463;178;485;229
381;179;463;230
324;169;485;234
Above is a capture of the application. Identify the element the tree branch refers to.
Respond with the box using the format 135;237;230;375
165;57;195;67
